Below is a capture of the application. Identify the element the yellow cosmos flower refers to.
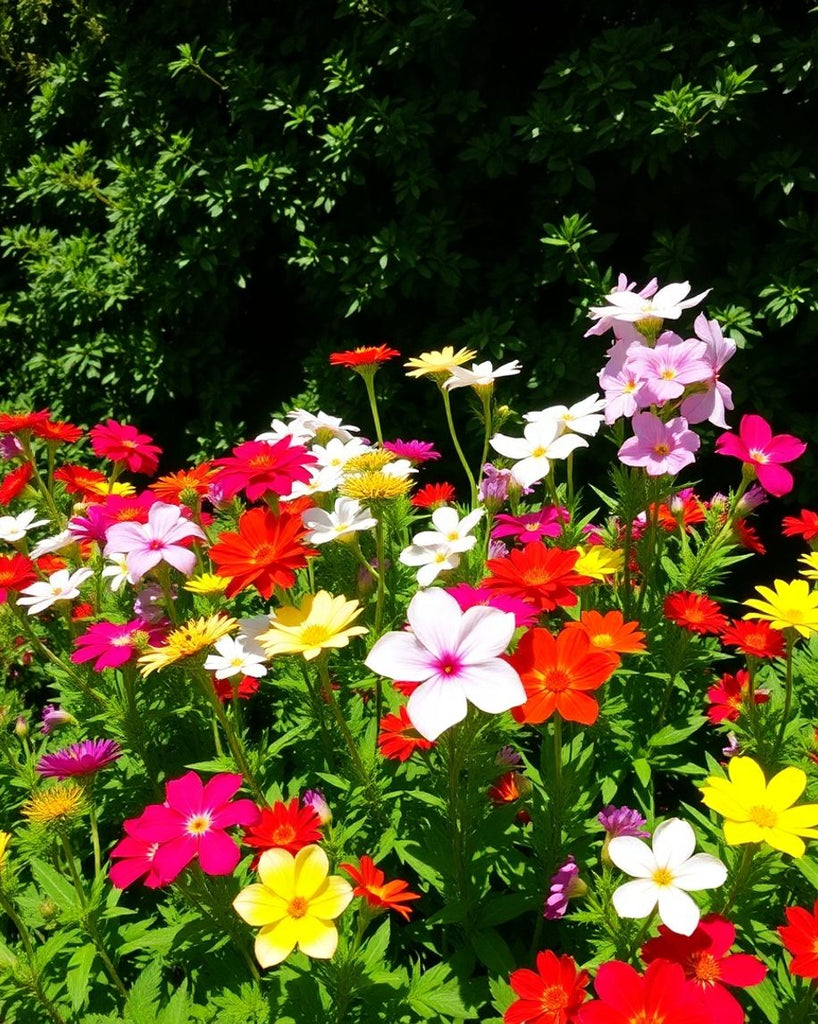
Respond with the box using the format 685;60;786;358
701;756;818;858
797;552;818;582
573;545;624;581
404;346;477;379
183;573;230;595
257;591;367;661
85;479;136;498
233;844;353;967
22;784;84;827
744;579;818;638
340;471;411;502
0;830;11;868
138;614;238;676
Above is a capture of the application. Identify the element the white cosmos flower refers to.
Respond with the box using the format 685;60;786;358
399;542;463;587
444;360;522;391
287;409;360;443
0;508;51;543
411;506;484;554
204;636;267;680
101;553;134;593
28;529;76;560
17;567;94;616
282;464;343;501
490;420;588;489
609;817;727;936
364;588;525;740
588;281;710;324
311;437;371;471
524;394;607;438
302;498;377;544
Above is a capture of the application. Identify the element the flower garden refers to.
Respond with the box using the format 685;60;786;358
0;277;817;1023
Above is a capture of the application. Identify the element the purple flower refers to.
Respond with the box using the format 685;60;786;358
495;745;522;768
71;618;164;672
41;705;76;735
302;789;332;825
383;439;440;463
488;539;509;559
679;314;736;429
36;738;122;779
0;435;24;460
543;856;586;920
478;464;513;510
133;583;170;623
598;805;650;839
626;333;711;406
722;732;741;759
618;412;700;476
736;484;767;514
104;502;205;582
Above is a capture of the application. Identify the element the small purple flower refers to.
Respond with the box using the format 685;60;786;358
133;583;168;623
383;439;440;463
302;789;332;825
488;539;509;559
495;745;522;768
598;805;650;839
736;484;767;514
41;705;76;735
36;739;122;780
0;435;24;460
618;412;700;477
543;856;586;920
478;464;514;510
722;732;741;759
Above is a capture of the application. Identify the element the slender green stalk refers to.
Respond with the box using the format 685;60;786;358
772;631;796;761
446;727;469;910
316;657;370;789
476;390;493;495
87;783;102;876
19;440;63;523
298;661;336;768
626;908;657;961
719;844;756;916
193;669;265;803
10;609;106;706
362;372;384;445
374;521;386;638
551;714;564;850
0;888;67;1024
440;386;477;504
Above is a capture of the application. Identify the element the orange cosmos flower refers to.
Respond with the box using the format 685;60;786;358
664;591;727;635
563;609;646;656
0;410;51;434
149;463;217;503
32;419;83;444
509;627;618;726
0;553;36;602
482;543;592;613
339;855;420;920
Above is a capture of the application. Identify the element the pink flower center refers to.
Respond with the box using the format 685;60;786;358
186;813;212;836
148;539;165;550
434;652;462;677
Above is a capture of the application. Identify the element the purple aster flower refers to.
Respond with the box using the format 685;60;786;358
495;745;522;768
383;439;441;463
36;738;122;779
722;732;741;759
302;789;332;825
598;804;650;839
543;856;586;920
618;412;700;476
445;583;538;628
132;583;168;623
488;539;509;559
735;484;767;514
41;705;76;735
478;463;514;510
492;507;569;545
0;435;24;460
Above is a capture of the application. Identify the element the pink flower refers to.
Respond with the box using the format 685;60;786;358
618;413;700;476
544;856;585;920
364;588;525;740
71;618;164;671
680;314;736;429
715;413;806;497
383;439;441;462
492;507;569;545
36;738;121;779
445;583;539;628
211;437;316;502
40;704;75;734
69;493;157;544
625;334;711;406
104;501;205;582
90;420;162;475
117;772;260;884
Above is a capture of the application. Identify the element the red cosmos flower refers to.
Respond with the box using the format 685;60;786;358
715;414;806;498
706;669;769;725
779;898;818;978
782;509;818;544
0;463;33;505
664;591;727;635
482;543;592;613
654;492;707;532
209;506;317;599
35;554;66;574
54;465;110;500
329;344;401;369
719;619;785;659
149;464;217;504
243;798;323;861
509;627;618;726
339;855;420;920
0;410;51;434
0;553;36;602
505;949;590;1024
410;481;456;509
642;915;767;1024
32;419;83;444
212;675;260;702
212;437;316;502
563;610;646;656
578;959;710;1024
90;419;162;475
377;705;435;761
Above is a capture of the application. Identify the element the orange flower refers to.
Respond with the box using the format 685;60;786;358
330;345;400;369
664;591;727;635
54;465;110;501
32;419;83;444
339;855;420;920
0;463;33;505
482;543;592;613
509;627;618;726
149;463;217;503
563;610;646;656
378;706;435;761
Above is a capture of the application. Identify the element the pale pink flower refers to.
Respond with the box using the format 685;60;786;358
625;335;711;406
589;281;710;324
679;314;736;429
104;501;205;582
618;413;700;476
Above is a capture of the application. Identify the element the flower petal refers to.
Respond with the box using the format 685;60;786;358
257;847;296;898
295;916;340;959
607;836;655;878
764;767;807;811
671;853;727;891
233;883;289;927
307;876;353;920
293;844;330;900
407;677;468;741
651;819;696;871
612;878;659;919
657;886;701;936
254;918;300;967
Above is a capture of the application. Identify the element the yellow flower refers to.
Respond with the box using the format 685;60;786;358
701;756;818;858
22;784;84;827
0;830;10;868
573;545;624;581
404;346;477;379
797;552;818;582
138;614;238;676
743;579;818;638
340;471;411;501
85;479;136;498
183;573;230;595
343;450;395;474
233;844;353;967
258;591;367;661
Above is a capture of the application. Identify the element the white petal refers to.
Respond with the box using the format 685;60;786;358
405;588;463;656
611;879;658;919
364;632;434;682
656;887;701;936
607;836;656;878
489;433;530;460
651;818;696;870
456;660;526;714
510;456;549;489
456;606;516;661
407;677;469;740
672;854;727;891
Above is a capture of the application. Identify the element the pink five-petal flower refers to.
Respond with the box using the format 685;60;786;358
71;618;165;671
680;314;736;429
364;588;525;741
626;335;711;406
109;811;169;889
125;772;260;883
618;413;700;477
715;413;806;497
104;501;205;582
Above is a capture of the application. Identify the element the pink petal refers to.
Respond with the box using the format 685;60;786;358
201;773;243;808
755;462;794;497
198;829;241;875
159;545;197;576
165;772;204;816
738;414;772;451
406;588;462;657
456;605;516;662
151;834;198;882
211;798;261;830
762;434;806;464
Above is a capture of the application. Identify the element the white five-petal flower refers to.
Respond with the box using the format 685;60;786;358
490;420;588;489
17;567;94;616
411;506;484;553
525;394;607;438
588;281;711;324
0;508;51;544
204;636;267;680
302;498;377;545
444;360;522;391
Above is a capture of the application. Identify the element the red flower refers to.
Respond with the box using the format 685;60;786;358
330;344;400;369
32;419;83;444
563;610;646;656
71;602;95;621
578;959;710;1024
0;553;36;602
243;798;323;860
779;898;818;978
54;465;110;500
706;670;769;725
719;619;785;659
509;627;618;726
642;915;767;1024
732;518;765;555
0;410;51;434
482;543;592;613
212;675;260;702
149;464;217;504
410;482;456;509
782;509;818;543
209;506;317;599
212;438;316;502
90;419;162;475
377;705;435;761
664;591;727;635
654;493;707;532
0;463;33;505
505;949;589;1024
339;855;420;921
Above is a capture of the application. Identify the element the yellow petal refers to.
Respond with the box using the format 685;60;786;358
232;883;288;927
701;778;750;821
254;918;300;968
296;915;340;959
257;847;296;899
777;805;818;832
293;844;330;900
727;757;767;803
723;820;764;847
764;766;807;811
308;875;354;920
761;827;806;858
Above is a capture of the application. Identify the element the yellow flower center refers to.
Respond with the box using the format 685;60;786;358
660;369;677;380
539;985;569;1012
748;805;778;828
288;896;309;919
653;443;670;456
186;814;212;835
690;951;721;985
271;824;297;846
748;448;768;464
591;633;613;647
531;447;547;458
651;867;674;887
299;624;332;647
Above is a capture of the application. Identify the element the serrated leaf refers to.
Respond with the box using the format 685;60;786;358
31;857;80;912
67;944;96;1011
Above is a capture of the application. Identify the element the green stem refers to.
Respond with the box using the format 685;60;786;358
362;372;384;445
476;391;493;497
19;440;63;523
446;727;469;911
374;520;386;637
316;658;371;791
194;670;265;804
440;386;477;505
719;844;756;916
88;784;102;876
772;632;796;761
177;870;261;983
626;908;657;961
0;889;67;1024
10;609;107;706
551;714;564;851
298;661;336;768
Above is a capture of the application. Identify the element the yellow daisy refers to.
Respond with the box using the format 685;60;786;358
797;552;818;582
138;614;238;676
85;479;136;498
22;784;84;827
343;450;395;474
340;471;411;502
701;756;818;858
573;545;624;581
183;573;230;595
257;590;367;661
743;578;818;638
404;346;477;379
233;844;353;967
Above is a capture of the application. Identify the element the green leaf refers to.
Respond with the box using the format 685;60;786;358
794;854;818;892
633;758;651;788
124;960;162;1024
67;944;96;1011
744;978;780;1023
648;717;706;747
31;857;80;912
360;918;391;972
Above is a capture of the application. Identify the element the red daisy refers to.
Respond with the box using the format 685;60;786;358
719;619;785;659
0;463;33;505
54;465;110;500
578;959;710;1024
377;706;435;761
211;438;316;502
32;419;83;444
782;509;818;544
339;855;420;921
242;798;323;859
90;419;162;475
654;492;707;532
0;553;36;602
410;481;456;509
779;898;818;978
212;674;260;702
209;506;317;599
664;591;727;635
706;669;769;725
329;344;401;369
505;949;590;1024
482;543;592;613
0;410;51;434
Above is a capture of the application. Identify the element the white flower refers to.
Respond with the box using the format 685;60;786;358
287;409;360;443
282;464;343;501
444;360;522;391
525;394;607;438
0;508;51;544
101;553;134;593
411;506;484;553
204;636;267;680
238;615;275;659
380;459;417;479
588;281;710;324
302;498;377;544
609;817;727;936
17;567;94;616
399;542;463;588
28;529;76;560
490;420;588;489
311;437;371;470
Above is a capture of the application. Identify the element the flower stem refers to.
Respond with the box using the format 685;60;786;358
440;386;477;505
626;908;657;962
194;670;265;804
772;631;796;761
362;372;384;445
0;888;67;1024
316;657;372;794
719;844;756;916
446;726;469;912
177;869;261;983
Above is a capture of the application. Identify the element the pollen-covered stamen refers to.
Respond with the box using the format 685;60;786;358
689;951;721;986
651;866;674;887
186;813;212;836
287;896;308;918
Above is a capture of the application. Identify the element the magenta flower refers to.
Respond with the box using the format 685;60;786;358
544;856;586;920
598;805;650;839
715;413;806;497
383;439;441;463
492;507;569;545
71;618;164;671
445;583;539;628
109;829;167;889
104;501;205;582
618;412;700;476
69;493;156;544
40;704;75;735
36;738;122;779
123;771;260;882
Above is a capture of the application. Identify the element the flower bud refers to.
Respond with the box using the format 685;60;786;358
14;716;28;739
303;789;332;825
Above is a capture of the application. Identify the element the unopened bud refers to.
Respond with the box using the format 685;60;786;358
14;716;28;739
302;789;332;825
